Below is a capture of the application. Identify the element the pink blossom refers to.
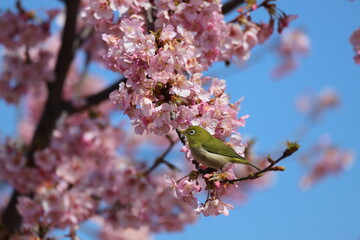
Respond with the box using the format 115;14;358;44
140;97;155;117
91;0;113;20
153;103;172;135
34;148;60;171
349;28;360;64
100;224;152;240
1;140;26;173
173;105;199;130
109;82;131;111
295;87;339;120
0;0;295;236
17;197;43;225
160;24;177;41
273;29;310;78
300;135;354;190
200;199;234;217
190;115;219;135
169;74;192;98
165;175;200;209
109;0;131;15
229;133;247;158
0;10;50;49
257;23;274;44
209;78;226;97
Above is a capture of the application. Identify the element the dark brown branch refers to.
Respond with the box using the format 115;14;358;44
145;7;155;33
142;136;179;175
222;142;300;184
64;77;126;114
27;0;80;164
74;26;93;50
1;190;22;238
222;0;246;15
1;0;80;237
74;50;92;99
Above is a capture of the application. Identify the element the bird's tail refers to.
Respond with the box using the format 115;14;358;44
231;157;261;171
247;162;261;171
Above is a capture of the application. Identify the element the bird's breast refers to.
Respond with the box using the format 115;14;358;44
190;145;229;169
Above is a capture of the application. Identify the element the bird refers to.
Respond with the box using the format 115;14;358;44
179;126;260;171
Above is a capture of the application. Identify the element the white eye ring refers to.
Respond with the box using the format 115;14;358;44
189;130;196;135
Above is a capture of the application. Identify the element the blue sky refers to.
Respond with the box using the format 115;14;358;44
1;0;360;239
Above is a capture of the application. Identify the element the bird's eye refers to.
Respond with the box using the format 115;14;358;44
189;130;196;135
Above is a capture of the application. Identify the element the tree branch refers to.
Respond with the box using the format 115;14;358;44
1;0;80;236
141;135;180;175
222;142;300;184
64;77;126;114
222;0;246;15
1;190;22;238
61;0;245;115
27;0;80;164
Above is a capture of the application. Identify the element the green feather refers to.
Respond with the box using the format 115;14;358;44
202;137;242;159
202;137;261;171
181;126;261;171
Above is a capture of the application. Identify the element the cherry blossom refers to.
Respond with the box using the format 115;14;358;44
299;135;354;190
295;87;339;121
349;27;360;64
0;0;334;239
273;29;310;78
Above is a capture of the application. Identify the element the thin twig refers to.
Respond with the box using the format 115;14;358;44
222;142;300;184
142;135;180;175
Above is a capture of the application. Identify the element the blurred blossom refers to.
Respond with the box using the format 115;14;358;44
100;224;152;240
199;199;234;217
295;87;339;120
349;27;360;64
273;29;310;78
299;135;354;190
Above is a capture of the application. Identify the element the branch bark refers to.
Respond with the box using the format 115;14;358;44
222;142;299;184
222;0;246;15
28;0;80;164
64;77;126;114
1;0;80;236
1;191;22;238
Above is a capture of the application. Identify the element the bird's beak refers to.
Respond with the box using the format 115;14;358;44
177;129;187;142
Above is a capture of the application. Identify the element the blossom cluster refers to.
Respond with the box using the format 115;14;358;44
165;165;236;217
81;0;272;140
164;159;272;217
0;9;57;104
0;0;298;238
1;101;197;235
299;135;353;190
273;29;310;78
295;87;339;121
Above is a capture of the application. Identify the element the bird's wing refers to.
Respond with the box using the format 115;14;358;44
202;137;260;171
201;137;243;159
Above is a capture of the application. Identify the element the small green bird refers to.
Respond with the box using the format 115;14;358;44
179;126;260;171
